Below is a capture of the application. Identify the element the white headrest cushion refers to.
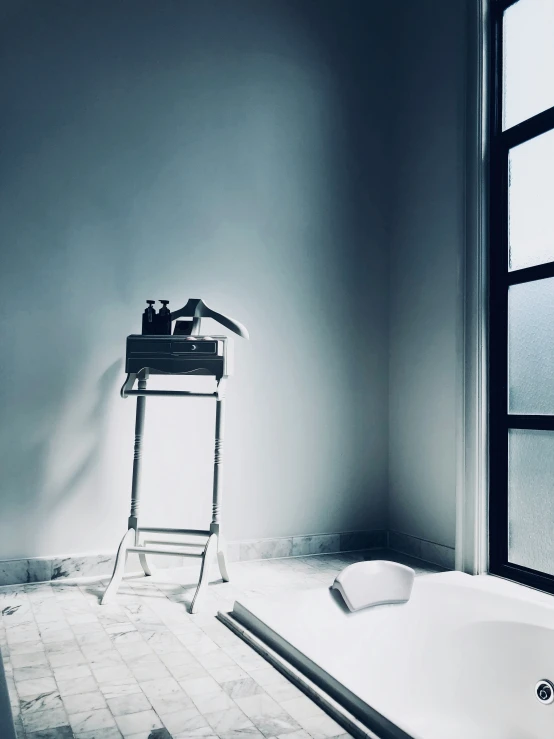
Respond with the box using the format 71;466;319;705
331;560;415;612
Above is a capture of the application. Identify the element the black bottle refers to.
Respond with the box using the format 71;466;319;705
157;300;172;335
142;300;157;335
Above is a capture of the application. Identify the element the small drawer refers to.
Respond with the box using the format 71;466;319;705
170;341;217;354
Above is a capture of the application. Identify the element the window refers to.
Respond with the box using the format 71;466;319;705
489;0;554;591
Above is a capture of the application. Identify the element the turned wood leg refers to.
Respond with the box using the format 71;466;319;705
190;534;217;614
101;529;134;604
128;372;148;533
129;371;149;577
104;371;150;604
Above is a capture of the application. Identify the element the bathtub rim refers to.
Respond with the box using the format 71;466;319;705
217;604;413;739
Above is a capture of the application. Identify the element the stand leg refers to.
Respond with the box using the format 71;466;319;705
211;394;225;527
101;529;134;604
217;536;230;583
130;372;151;577
128;371;148;535
210;384;229;582
102;371;149;604
190;533;217;614
139;552;155;577
211;388;230;585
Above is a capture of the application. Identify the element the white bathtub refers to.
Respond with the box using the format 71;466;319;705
231;571;554;739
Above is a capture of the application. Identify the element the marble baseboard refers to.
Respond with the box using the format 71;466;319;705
388;530;455;570
0;551;188;587
0;558;54;588
235;530;387;563
0;529;388;586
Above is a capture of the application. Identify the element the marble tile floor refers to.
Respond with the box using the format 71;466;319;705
0;549;441;739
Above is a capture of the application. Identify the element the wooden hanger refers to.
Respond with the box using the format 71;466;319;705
170;298;249;339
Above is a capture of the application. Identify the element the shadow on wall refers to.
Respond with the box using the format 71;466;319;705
0;353;122;558
45;361;123;516
0;0;390;559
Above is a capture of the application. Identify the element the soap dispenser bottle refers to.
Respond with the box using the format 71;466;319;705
142;300;157;335
158;300;171;335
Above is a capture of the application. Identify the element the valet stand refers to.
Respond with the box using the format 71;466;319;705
101;299;248;613
100;372;227;613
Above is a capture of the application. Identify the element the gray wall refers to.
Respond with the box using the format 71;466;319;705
0;0;390;559
388;0;468;548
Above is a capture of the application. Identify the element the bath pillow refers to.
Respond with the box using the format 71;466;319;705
331;560;415;612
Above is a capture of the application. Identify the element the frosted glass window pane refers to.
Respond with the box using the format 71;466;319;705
503;0;554;130
509;129;554;271
509;278;554;414
508;429;554;576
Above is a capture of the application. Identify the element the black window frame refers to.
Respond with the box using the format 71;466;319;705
489;0;554;593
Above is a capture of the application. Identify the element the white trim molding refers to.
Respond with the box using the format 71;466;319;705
456;0;489;575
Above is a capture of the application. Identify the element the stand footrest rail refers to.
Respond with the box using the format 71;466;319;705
138;527;210;536
127;546;204;557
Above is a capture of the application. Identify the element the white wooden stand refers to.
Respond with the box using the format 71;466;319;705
101;369;230;613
